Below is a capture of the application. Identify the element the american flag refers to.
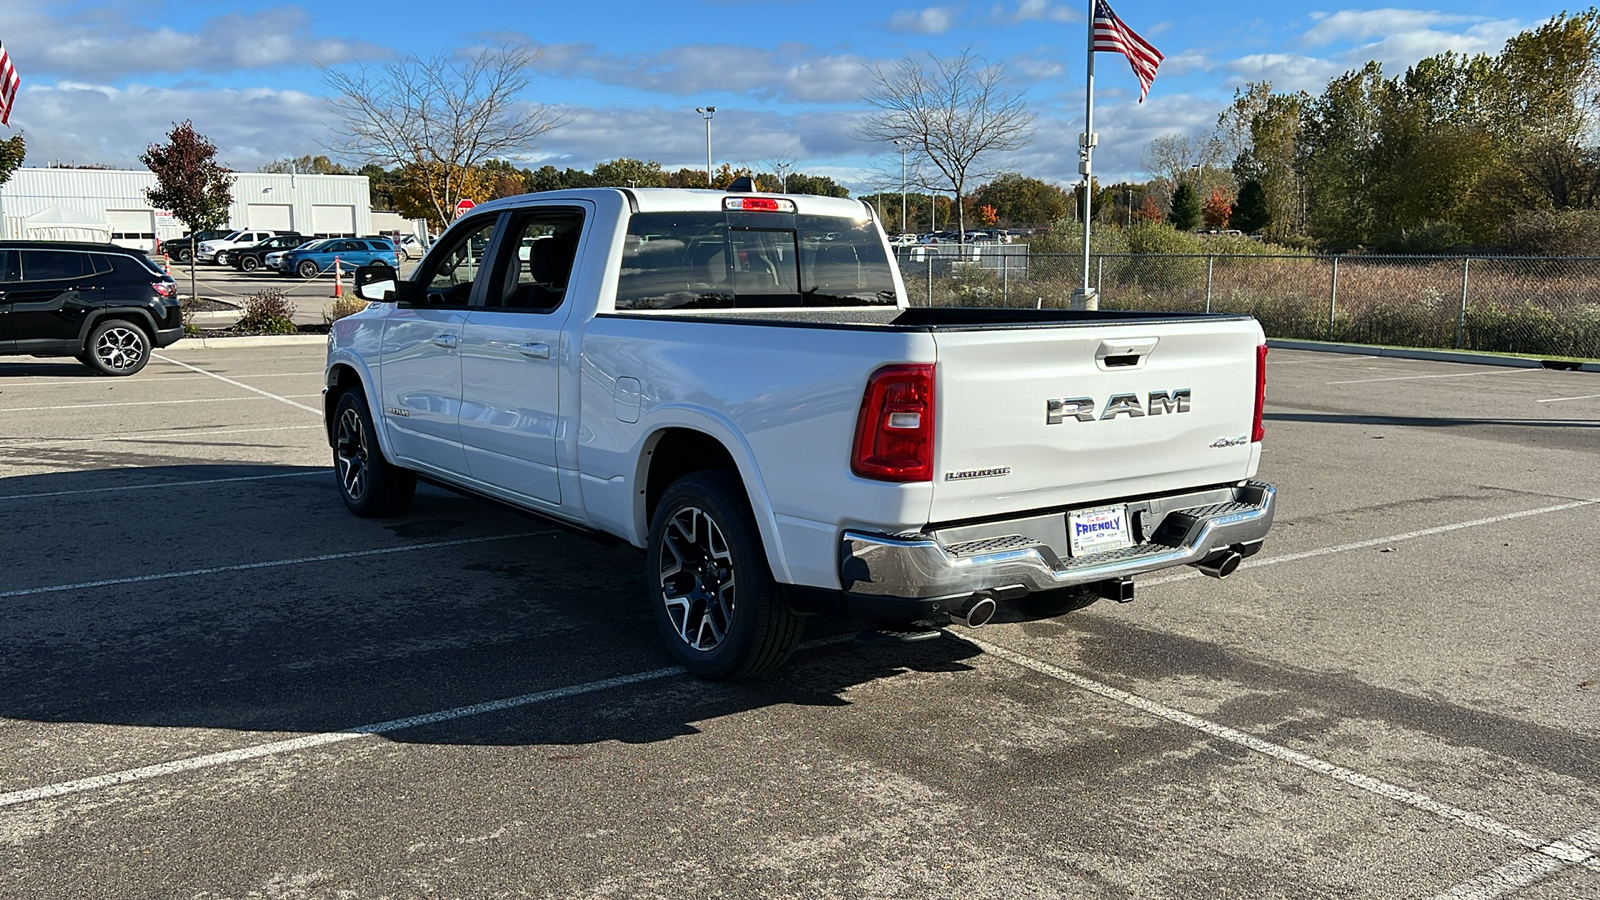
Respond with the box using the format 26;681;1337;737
1092;0;1163;102
0;40;18;126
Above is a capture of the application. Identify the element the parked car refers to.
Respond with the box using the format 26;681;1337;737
326;187;1276;679
230;234;310;272
198;229;283;265
395;234;423;260
275;238;397;278
0;241;182;375
164;229;231;264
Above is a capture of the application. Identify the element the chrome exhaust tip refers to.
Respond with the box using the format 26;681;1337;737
1197;550;1243;579
949;595;997;628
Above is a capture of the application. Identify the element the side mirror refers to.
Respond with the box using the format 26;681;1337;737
354;264;397;302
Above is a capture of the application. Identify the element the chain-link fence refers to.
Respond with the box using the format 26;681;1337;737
893;248;1600;359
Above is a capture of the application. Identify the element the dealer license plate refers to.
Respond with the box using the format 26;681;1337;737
1067;505;1134;557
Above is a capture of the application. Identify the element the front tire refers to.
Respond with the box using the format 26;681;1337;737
298;260;321;279
332;388;416;517
239;255;260;272
83;319;150;376
214;251;231;266
646;471;804;679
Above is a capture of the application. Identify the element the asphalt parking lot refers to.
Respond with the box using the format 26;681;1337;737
1;343;1597;899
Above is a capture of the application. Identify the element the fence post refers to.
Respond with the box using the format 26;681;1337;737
1001;252;1009;305
1096;256;1104;296
926;255;933;306
1205;255;1214;313
1456;256;1471;349
1327;256;1340;341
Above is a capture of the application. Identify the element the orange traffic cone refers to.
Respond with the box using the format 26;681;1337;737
333;256;343;298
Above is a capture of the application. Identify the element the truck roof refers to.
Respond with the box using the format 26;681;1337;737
466;188;874;220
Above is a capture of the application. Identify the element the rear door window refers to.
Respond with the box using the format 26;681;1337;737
615;210;896;310
21;250;89;281
483;207;585;312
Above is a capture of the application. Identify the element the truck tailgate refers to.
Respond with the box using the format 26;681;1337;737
929;317;1263;523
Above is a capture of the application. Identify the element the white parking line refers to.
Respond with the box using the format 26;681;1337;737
0;634;854;810
1535;394;1600;404
1140;497;1600;588
0;394;321;414
3;424;322;449
961;634;1599;892
0;531;548;599
0;372;325;388
0;666;686;808
1326;370;1538;385
152;354;321;415
1432;823;1600;899
0;470;324;502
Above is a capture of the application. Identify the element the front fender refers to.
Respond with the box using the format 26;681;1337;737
324;350;397;463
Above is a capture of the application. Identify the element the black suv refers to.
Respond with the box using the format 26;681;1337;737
230;233;310;272
0;241;183;376
164;229;231;264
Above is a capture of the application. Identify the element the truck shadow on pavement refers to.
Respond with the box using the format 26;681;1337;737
0;463;985;750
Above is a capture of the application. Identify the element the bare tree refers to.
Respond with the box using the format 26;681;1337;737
321;43;569;227
855;49;1034;241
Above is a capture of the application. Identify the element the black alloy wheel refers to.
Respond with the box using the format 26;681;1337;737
332;388;416;517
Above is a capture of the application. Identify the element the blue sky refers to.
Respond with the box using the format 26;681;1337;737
0;1;1553;193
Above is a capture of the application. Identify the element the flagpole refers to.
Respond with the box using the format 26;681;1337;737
1076;0;1099;311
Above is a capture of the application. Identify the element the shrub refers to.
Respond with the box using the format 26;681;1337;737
1373;221;1467;255
324;296;369;323
235;288;297;334
1499;210;1600;257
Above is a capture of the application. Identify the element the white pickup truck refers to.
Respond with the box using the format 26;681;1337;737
325;186;1276;679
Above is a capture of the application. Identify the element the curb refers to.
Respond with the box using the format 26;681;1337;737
1266;339;1600;373
166;334;330;349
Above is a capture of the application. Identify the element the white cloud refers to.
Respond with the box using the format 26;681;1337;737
9;83;334;170
528;43;874;104
990;1;1080;25
1302;9;1483;47
7;5;382;83
889;7;959;35
1225;53;1346;93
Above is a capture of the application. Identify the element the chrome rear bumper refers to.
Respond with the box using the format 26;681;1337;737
840;481;1276;602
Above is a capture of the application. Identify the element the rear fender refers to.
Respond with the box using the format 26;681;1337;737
631;405;793;585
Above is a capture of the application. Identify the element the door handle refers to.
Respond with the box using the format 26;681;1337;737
518;342;551;360
432;333;458;349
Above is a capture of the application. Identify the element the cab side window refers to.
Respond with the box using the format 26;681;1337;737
485;208;585;312
418;216;500;308
0;250;18;283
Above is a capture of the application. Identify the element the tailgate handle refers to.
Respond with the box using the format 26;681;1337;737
1096;337;1159;369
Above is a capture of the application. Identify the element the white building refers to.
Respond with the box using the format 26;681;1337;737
0;167;376;253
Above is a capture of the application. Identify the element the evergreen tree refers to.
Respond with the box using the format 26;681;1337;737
1232;180;1271;233
1167;182;1201;231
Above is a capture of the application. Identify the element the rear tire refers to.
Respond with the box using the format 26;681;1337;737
646;471;804;679
332;388;416;517
83;319;150;376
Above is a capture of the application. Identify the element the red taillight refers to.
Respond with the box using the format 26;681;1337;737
153;281;175;298
722;197;795;212
851;364;935;482
1252;344;1267;443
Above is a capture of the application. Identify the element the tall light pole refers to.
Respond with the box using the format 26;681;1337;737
892;139;910;234
696;106;716;187
775;160;791;194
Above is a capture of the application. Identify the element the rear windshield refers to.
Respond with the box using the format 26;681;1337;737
615;211;897;310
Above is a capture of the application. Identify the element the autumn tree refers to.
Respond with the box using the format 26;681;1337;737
0;133;24;189
1133;195;1164;223
142;121;235;302
969;173;1071;226
592;157;668;188
1202;186;1234;229
322;43;569;228
260;155;350;174
856;48;1034;242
